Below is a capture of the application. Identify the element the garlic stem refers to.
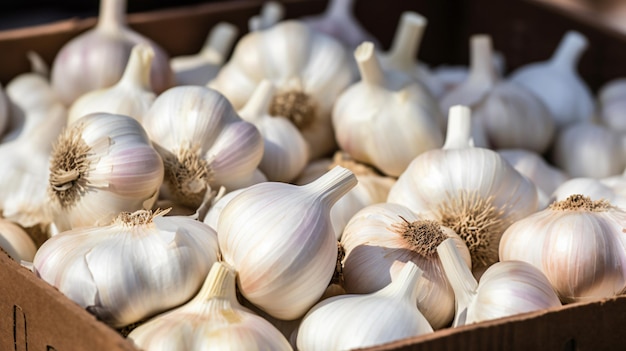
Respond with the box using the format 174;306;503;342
119;44;153;90
239;80;275;121
386;12;427;71
26;51;48;78
442;105;472;150
355;42;386;87
199;22;238;64
382;261;423;301
97;0;126;32
191;262;238;304
303;166;357;208
326;0;355;19
467;35;497;86
436;238;477;327
549;31;587;71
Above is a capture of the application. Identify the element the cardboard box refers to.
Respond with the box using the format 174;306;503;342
1;0;626;350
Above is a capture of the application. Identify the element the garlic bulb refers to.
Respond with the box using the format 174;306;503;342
333;41;443;177
296;261;433;351
431;51;507;95
500;194;626;303
510;31;594;129
171;22;238;86
218;166;357;320
34;209;219;327
209;20;354;160
51;0;173;106
248;1;285;32
552;118;625;178
552;178;626;209
48;112;163;232
142;86;263;210
378;11;446;99
128;261;292;351
294;151;396;239
437;238;561;326
202;187;245;231
387;105;539;271
300;0;379;50
598;78;626;133
341;202;471;329
0;218;37;262
67;43;156;124
238;80;309;182
498;149;569;209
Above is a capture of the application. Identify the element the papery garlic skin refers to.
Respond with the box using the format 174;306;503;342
388;105;538;270
51;0;173;106
48;113;163;232
296;261;433;351
142;86;263;209
218;166;357;320
340;202;471;329
171;22;238;86
333;42;443;177
33;209;220;328
128;261;292;351
67;43;156;124
0;218;37;262
209;20;354;160
500;195;626;303
294;152;396;239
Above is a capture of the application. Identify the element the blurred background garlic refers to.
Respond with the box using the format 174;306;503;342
218;166;357;320
332;41;443;177
597;77;626;133
300;0;379;50
387;106;538;273
50;0;173;106
378;11;446;100
238;80;309;183
430;51;507;97
500;194;626;303
0;84;9;139
142;86;263;212
293;151;396;239
33;209;220;328
498;149;569;209
48;113;163;232
340;202;471;329
128;261;293;351
248;1;285;32
170;22;238;86
296;261;433;351
0;217;37;262
437;238;561;326
509;30;595;129
209;20;354;160
67;43;156;124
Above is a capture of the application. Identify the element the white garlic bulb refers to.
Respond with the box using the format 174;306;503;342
431;51;507;96
209;20;354;160
437;238;561;326
248;1;285;32
294;151;396;239
296;261;433;351
171;22;238;86
218;166;357;320
142;86;263;210
498;149;569;209
552;119;626;178
341;202;471;329
510;31;594;129
552;178;626;209
387;105;539;271
300;0;379;50
500;194;626;302
51;0;173;106
0;218;37;262
238;80;309;182
333;41;443;177
202;187;245;231
598;78;626;133
48;113;163;232
34;209;219;328
128;261;292;351
67;43;156;124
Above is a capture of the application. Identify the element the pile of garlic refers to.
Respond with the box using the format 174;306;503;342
1;0;626;350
